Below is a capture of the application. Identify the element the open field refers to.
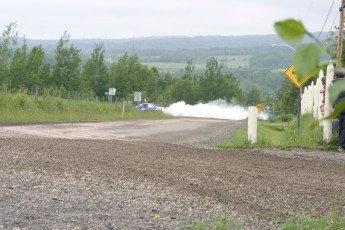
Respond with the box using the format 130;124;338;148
142;55;251;73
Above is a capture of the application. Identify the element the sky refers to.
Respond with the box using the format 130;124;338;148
0;0;340;40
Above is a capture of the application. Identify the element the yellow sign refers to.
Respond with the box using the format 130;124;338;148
284;64;312;88
257;103;262;113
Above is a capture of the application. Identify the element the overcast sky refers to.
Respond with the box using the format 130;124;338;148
0;0;340;40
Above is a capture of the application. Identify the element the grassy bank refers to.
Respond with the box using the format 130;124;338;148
0;92;172;123
217;114;339;151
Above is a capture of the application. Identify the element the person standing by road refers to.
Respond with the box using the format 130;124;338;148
331;71;345;152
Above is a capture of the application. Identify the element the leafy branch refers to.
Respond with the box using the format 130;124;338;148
274;18;345;121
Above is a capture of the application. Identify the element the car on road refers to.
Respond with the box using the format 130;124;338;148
138;102;161;112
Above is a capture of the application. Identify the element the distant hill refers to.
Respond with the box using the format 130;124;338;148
24;33;331;93
27;34;288;53
26;33;328;65
26;32;327;51
24;34;297;71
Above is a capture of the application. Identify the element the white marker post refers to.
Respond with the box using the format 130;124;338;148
323;64;334;142
248;106;258;144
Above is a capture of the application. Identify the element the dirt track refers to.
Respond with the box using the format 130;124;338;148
0;119;345;229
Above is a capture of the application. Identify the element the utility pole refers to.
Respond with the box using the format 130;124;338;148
336;0;345;67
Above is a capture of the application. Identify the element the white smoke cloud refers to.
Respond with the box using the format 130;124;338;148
162;100;249;120
258;111;269;120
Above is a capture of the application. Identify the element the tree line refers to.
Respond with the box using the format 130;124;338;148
0;23;251;107
4;22;327;115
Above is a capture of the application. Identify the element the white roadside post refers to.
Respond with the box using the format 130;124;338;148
323;64;334;142
248;106;258;144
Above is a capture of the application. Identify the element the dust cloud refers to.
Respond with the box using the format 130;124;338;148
162;100;248;120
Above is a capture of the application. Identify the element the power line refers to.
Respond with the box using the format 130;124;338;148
305;0;315;20
323;9;339;45
317;0;336;41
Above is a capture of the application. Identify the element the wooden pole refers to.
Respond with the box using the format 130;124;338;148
336;0;345;68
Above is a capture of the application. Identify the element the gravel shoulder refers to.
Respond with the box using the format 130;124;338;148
1;119;345;229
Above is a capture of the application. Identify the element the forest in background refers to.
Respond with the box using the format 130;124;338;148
25;32;328;93
0;22;333;115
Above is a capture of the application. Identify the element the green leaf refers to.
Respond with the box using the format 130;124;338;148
274;19;306;43
329;79;345;102
293;44;326;81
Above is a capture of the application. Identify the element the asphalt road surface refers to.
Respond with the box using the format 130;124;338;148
0;118;345;229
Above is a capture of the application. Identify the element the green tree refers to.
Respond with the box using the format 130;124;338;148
200;57;243;103
26;45;47;91
167;78;200;104
244;87;262;106
9;41;48;93
109;52;159;101
205;57;222;79
0;22;18;88
183;59;195;81
143;66;160;102
9;39;27;91
220;73;244;104
324;31;345;65
52;31;81;92
109;52;136;99
275;78;298;114
156;72;176;105
200;57;222;101
82;43;108;96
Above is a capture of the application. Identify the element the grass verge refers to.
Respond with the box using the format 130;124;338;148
175;213;242;230
0;92;172;123
216;114;339;150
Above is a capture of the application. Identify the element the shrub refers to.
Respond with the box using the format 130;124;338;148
14;90;27;109
276;114;294;122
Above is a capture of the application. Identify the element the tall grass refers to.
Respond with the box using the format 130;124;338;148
0;92;172;123
176;213;242;230
216;114;338;150
280;202;345;230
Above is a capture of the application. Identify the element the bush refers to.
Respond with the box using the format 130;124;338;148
276;114;294;122
36;96;64;112
14;90;28;109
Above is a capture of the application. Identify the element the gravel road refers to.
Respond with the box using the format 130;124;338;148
0;119;345;229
